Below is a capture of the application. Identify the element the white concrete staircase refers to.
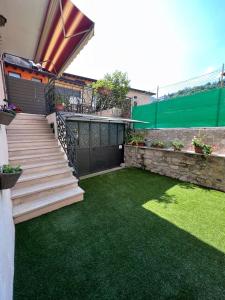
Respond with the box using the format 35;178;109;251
7;113;84;224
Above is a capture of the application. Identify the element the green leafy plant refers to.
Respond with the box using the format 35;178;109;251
0;165;22;174
54;94;65;105
92;71;130;111
128;132;145;146
125;127;134;144
171;140;184;151
151;140;165;148
192;136;212;156
192;136;203;148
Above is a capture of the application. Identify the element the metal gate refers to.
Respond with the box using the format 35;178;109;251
5;76;46;114
67;120;125;176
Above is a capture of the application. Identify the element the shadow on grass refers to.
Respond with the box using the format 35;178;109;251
14;168;225;300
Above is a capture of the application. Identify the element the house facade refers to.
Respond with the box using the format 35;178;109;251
4;57;154;115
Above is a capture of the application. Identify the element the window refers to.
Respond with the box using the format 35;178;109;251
8;72;21;78
32;77;42;82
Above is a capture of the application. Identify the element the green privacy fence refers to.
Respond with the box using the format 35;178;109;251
132;87;225;129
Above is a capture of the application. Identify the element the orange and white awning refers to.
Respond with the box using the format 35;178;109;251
35;0;94;75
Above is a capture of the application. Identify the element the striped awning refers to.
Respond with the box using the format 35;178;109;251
35;0;94;75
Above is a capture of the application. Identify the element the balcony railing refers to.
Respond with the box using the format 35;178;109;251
45;76;95;114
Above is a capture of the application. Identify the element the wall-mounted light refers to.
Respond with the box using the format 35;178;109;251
0;15;7;27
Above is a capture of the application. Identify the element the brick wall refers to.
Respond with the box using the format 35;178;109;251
124;145;225;192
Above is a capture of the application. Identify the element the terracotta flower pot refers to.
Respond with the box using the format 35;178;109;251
0;111;16;125
194;146;203;154
130;142;145;146
0;171;22;190
137;142;145;146
55;104;64;111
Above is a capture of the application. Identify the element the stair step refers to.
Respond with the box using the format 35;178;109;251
7;113;84;224
12;177;78;205
10;119;48;126
7;133;55;141
7;123;50;130
8;140;58;149
9;152;65;166
9;145;62;156
15;113;46;120
13;186;84;224
7;128;52;134
8;144;59;151
21;160;69;174
16;168;72;189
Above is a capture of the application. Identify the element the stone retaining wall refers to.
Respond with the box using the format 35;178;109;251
124;145;225;192
139;128;225;154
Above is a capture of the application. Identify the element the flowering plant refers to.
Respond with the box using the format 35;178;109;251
192;136;212;156
0;104;16;116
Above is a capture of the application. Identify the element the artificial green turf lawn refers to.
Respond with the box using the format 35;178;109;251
14;168;225;300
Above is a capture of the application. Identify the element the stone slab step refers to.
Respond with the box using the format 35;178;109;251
10;119;47;126
9;152;64;166
9;145;62;156
8;140;58;149
13;186;84;224
15;113;46;120
16;168;72;189
12;177;78;205
7;123;50;130
7;133;55;141
21;160;69;175
7;128;52;134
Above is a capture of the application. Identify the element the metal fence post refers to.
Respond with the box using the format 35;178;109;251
221;64;224;87
155;86;159;128
217;64;225;126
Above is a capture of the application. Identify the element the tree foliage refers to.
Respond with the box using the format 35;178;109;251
92;71;130;111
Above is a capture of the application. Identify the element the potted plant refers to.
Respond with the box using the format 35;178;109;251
192;136;212;156
171;140;184;151
56;103;64;111
0;165;22;190
0;104;16;125
128;133;145;146
55;94;65;111
151;140;165;148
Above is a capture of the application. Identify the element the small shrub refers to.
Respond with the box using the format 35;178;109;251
129;133;145;146
151;140;165;148
171;140;184;151
192;136;212;156
0;165;22;174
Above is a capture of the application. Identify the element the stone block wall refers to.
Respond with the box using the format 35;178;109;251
139;128;225;154
125;145;225;192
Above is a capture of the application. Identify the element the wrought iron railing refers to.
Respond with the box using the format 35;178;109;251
45;76;95;114
56;112;79;177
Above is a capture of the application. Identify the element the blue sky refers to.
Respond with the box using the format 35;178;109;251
67;0;225;91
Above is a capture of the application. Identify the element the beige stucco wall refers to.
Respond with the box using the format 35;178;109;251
0;59;15;300
127;90;151;106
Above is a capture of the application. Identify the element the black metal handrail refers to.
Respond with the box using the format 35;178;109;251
56;111;79;177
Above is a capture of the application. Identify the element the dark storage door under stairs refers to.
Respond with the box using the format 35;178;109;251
67;120;125;176
6;76;46;114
